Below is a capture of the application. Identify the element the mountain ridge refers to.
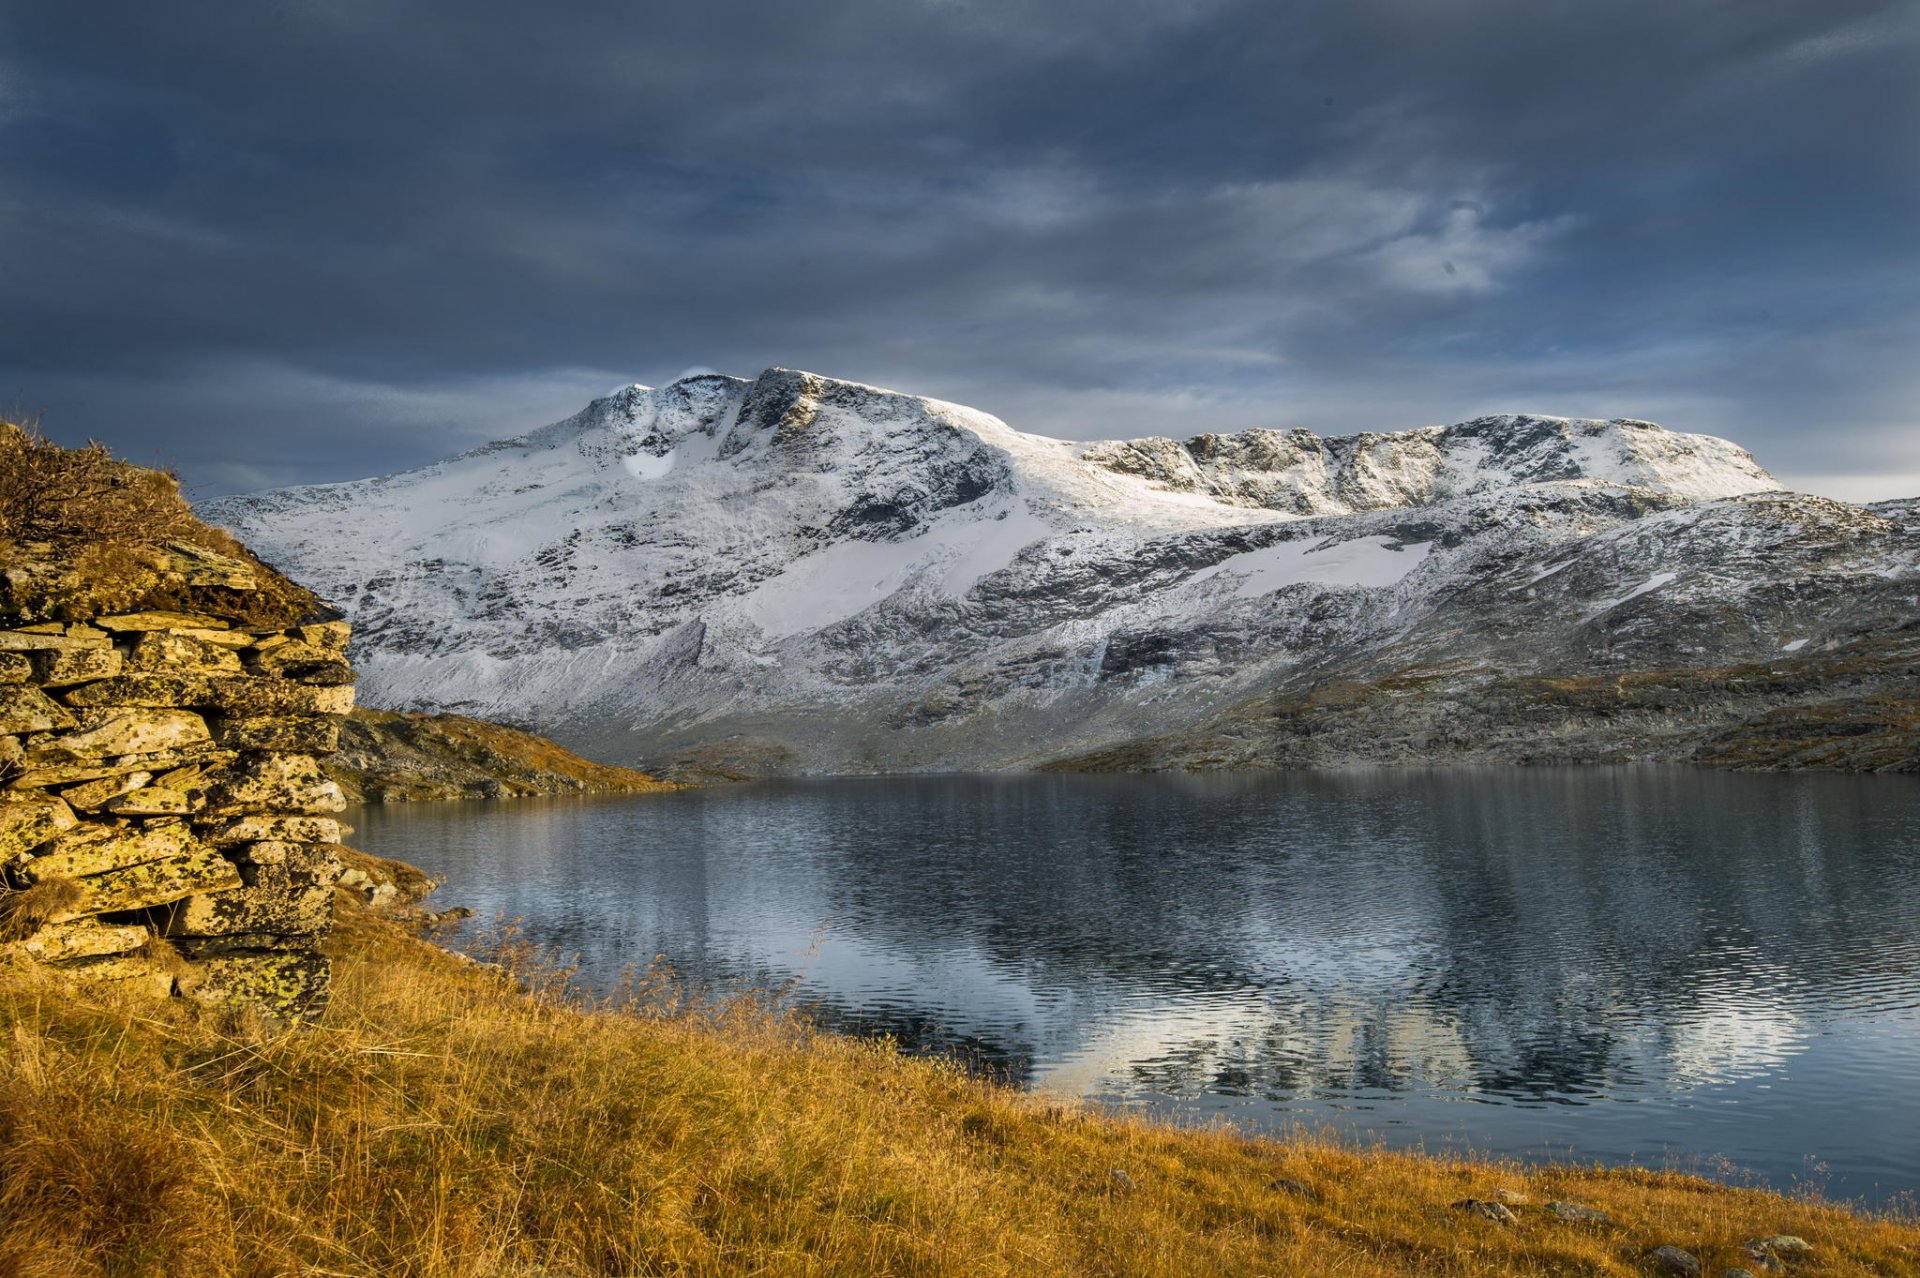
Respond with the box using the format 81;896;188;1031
204;367;1916;776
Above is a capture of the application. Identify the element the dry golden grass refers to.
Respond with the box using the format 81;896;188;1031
0;901;1914;1277
0;416;322;626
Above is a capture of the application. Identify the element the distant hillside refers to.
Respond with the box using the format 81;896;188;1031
326;708;676;803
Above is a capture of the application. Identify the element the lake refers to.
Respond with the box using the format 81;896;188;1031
352;768;1920;1204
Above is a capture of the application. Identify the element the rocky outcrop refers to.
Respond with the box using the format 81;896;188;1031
1;609;353;1016
325;708;674;802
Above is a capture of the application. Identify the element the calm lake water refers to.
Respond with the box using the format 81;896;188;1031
353;769;1920;1204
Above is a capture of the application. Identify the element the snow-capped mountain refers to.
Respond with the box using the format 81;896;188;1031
205;367;1919;775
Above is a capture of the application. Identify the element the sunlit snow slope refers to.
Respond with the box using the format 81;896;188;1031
206;367;1918;774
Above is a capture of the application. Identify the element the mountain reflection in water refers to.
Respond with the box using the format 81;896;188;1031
354;768;1920;1202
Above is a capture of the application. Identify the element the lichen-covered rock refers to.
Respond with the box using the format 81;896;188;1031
186;950;330;1019
28;644;124;686
5;918;148;961
56;771;153;810
124;630;245;675
164;876;332;938
0;652;34;684
247;637;356;685
202;814;344;846
42;708;212;760
19;820;196;881
57;953;176;999
62;674;354;716
164;839;339;938
0;794;78;859
209;753;346;815
0;624;111;652
0;685;78;733
61;844;242;917
95;610;235;633
213;714;341;754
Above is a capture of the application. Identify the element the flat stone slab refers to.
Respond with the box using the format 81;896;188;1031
43;708;212;760
202;814;344;846
208;753;346;815
6;918;149;962
60;845;242;917
0;684;78;733
0;795;78;859
21;820;196;881
125;631;244;675
29;645;124;687
213;714;342;753
0;624;111;652
94;610;233;631
165;877;332;938
62;675;354;716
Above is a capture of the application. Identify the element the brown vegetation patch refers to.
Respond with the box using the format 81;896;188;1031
0;418;322;627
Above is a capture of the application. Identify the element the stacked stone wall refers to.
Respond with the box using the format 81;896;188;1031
0;607;354;1017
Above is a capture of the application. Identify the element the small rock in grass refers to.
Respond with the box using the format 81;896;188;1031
1451;1198;1517;1225
1547;1200;1611;1224
1724;1269;1760;1278
1746;1235;1813;1263
1649;1245;1701;1276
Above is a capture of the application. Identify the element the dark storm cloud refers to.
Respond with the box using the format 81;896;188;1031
1;0;1915;498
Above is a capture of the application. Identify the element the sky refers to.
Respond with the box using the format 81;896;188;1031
2;0;1916;501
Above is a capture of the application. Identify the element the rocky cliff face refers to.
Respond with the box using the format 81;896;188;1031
204;368;1918;775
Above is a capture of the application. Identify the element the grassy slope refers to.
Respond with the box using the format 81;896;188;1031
0;900;1913;1277
326;708;679;803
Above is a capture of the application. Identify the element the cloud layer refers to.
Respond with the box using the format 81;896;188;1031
2;0;1915;498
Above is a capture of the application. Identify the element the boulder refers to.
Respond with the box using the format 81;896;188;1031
1451;1199;1517;1225
1650;1246;1701;1276
1546;1201;1612;1224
